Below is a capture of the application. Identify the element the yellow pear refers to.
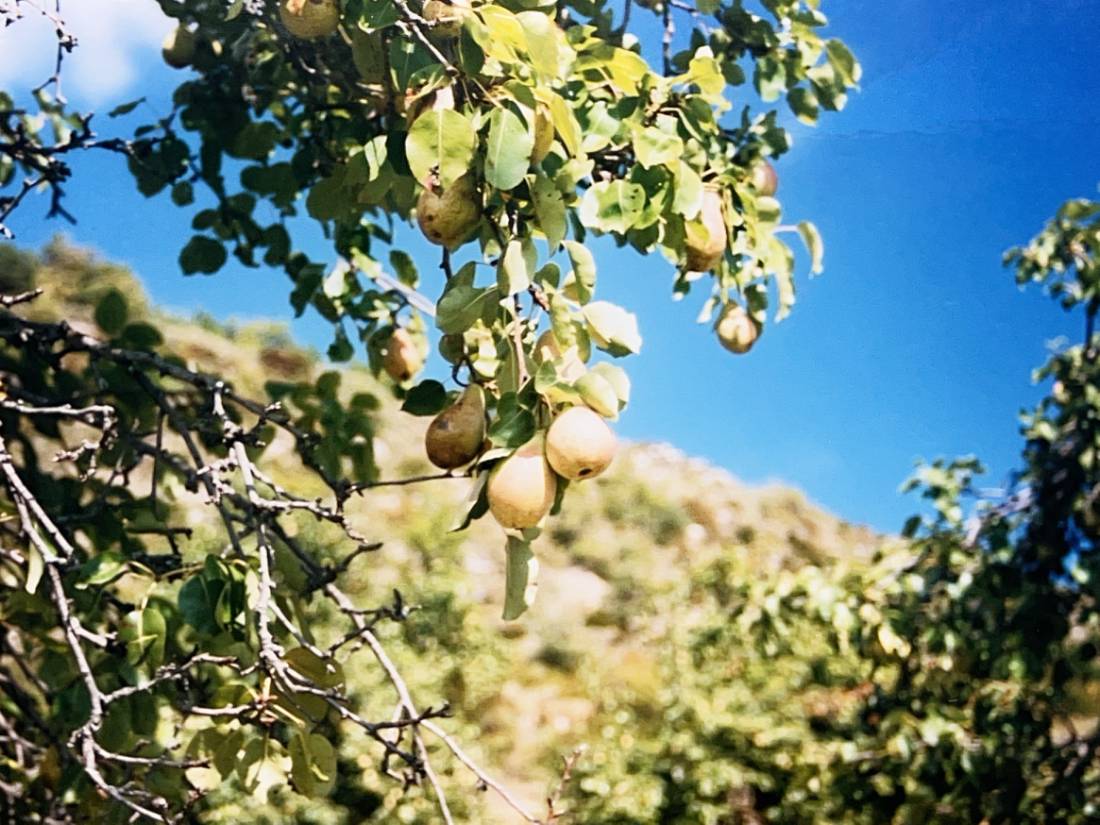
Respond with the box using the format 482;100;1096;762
715;304;760;354
750;160;779;196
416;175;482;248
425;385;486;469
161;25;196;69
487;438;556;530
423;0;471;38
546;407;616;480
279;0;340;39
684;187;727;272
530;104;555;164
381;328;422;382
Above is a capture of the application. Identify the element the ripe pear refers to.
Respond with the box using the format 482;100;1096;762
162;25;196;69
423;0;470;38
487;438;556;530
750;160;778;197
684;187;727;272
546;406;616;480
531;104;555;165
426;385;486;469
382;328;422;382
416;175;482;248
279;0;340;39
715;304;760;354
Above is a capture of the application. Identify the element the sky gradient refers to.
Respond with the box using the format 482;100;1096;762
2;1;1099;531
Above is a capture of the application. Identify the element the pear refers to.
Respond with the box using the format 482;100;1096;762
750;160;778;197
162;25;196;69
546;407;616;481
423;0;470;38
715;304;760;354
530;104;555;165
381;328;422;382
426;385;486;469
487;438;556;530
416;175;482;248
279;0;340;39
684;187;727;272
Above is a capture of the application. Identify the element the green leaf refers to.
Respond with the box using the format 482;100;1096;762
437;268;498;334
590;362;630;408
632;125;683;170
179;572;223;635
562;240;596;304
94;289;129;336
402;380;449;416
825;39;861;86
389;250;418;286
583;301;642;356
484;107;534;191
530;173;566;250
179;236;227;275
76;552;128;590
516;11;564;78
25;545;43;594
797;221;824;275
499;238;534;295
108;98;145;118
502;536;538;620
290;731;337;797
406;108;477;186
579;180;645;234
489;393;536;448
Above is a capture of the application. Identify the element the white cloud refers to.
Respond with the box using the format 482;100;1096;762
0;0;173;104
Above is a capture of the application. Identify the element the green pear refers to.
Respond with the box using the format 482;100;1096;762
715;304;760;354
684;187;727;272
161;25;196;69
425;385;486;469
423;0;471;38
546;406;616;481
382;328;422;382
279;0;339;39
487;437;556;530
750;160;779;196
416;175;482;248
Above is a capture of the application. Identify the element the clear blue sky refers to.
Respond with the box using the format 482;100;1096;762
3;1;1099;531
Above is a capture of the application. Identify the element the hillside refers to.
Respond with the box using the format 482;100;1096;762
2;239;885;823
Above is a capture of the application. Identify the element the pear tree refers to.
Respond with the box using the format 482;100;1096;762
0;0;859;820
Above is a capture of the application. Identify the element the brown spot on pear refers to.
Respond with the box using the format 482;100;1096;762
715;304;760;354
416;175;482;248
546;406;616;481
382;328;422;382
423;0;470;38
684;187;727;272
425;385;486;469
531;104;555;165
162;25;196;69
487;438;556;530
279;0;339;39
750;160;779;197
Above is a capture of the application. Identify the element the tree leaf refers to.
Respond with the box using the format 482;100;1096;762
179;236;227;275
402;380;449;416
583;301;642;356
530;173;566;251
406;109;477;186
94;289;129;336
484;107;534;191
502;535;538;620
797;220;824;275
578;180;646;234
562;240;596;304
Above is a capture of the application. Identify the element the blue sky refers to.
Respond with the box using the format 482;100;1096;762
2;1;1099;531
